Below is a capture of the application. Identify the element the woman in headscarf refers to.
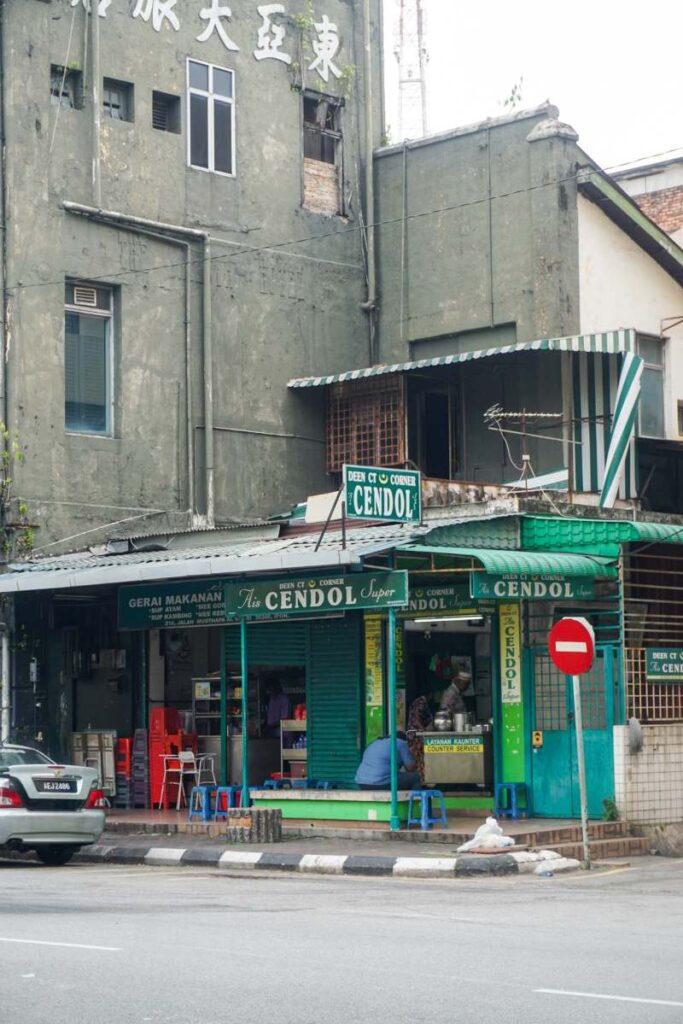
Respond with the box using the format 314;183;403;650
407;686;434;785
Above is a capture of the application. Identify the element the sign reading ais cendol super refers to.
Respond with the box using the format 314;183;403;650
225;571;409;618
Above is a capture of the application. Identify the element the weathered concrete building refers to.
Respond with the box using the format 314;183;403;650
1;0;383;552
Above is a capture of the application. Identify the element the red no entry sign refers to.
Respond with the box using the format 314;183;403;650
548;617;595;676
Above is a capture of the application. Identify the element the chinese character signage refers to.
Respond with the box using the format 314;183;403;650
70;1;344;84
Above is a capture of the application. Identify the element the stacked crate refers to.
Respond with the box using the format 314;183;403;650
131;729;149;809
149;708;180;808
113;738;133;809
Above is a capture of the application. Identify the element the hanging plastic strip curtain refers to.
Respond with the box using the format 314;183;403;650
599;352;644;508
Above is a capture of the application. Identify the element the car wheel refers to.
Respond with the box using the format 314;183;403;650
35;845;79;866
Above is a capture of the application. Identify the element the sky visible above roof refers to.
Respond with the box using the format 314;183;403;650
383;0;682;169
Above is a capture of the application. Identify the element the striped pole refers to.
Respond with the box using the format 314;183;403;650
599;352;644;509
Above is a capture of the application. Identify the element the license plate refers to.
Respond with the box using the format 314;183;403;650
34;779;77;793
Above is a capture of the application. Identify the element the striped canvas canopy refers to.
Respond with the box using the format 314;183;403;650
288;329;636;388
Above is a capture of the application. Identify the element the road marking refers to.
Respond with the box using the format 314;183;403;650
0;937;121;952
535;988;683;1008
555;641;588;653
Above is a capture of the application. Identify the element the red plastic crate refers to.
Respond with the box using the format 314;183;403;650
115;738;133;777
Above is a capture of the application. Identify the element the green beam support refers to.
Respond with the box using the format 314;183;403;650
387;606;399;831
220;627;228;786
241;617;250;808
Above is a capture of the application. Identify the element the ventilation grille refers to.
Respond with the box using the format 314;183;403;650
73;286;97;308
152;95;168;131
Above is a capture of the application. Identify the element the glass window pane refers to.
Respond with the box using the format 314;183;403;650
214;100;232;173
189;61;209;91
639;337;663;366
190;93;209;168
213;68;233;98
640;367;664;437
65;312;108;434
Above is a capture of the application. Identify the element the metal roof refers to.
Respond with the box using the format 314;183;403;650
287;330;636;389
400;545;617;578
523;516;683;555
0;515;473;594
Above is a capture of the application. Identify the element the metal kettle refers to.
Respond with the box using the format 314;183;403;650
433;710;453;732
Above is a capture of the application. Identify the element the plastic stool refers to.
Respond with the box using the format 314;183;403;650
315;781;336;790
188;785;216;822
494;782;527;820
263;779;283;790
291;779;310;789
406;789;448;831
213;785;240;819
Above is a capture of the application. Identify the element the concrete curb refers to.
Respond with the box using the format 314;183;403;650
73;844;578;879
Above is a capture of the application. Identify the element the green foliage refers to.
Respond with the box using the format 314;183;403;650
0;423;33;559
602;797;619;822
502;76;524;111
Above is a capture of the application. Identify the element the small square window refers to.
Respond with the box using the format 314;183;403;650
103;78;134;122
50;64;83;110
152;91;181;134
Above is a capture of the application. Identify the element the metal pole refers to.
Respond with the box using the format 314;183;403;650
139;631;148;731
1;629;10;742
572;674;591;869
240;617;249;809
220;628;227;786
388;607;399;831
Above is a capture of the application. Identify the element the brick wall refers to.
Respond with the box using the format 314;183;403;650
631;185;683;234
303;158;340;216
614;723;683;823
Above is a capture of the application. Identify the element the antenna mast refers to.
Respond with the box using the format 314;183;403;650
394;0;429;140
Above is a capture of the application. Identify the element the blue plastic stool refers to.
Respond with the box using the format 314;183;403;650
188;784;216;822
494;782;527;820
406;789;448;831
315;781;336;790
213;785;240;819
263;779;283;790
291;779;310;789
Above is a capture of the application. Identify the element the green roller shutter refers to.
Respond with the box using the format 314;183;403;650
224;621;307;667
308;617;362;785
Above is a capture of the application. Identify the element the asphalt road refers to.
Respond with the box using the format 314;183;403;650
2;856;683;1024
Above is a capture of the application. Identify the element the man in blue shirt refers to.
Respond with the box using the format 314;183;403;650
355;731;420;790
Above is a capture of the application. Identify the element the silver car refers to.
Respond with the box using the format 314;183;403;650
0;743;106;865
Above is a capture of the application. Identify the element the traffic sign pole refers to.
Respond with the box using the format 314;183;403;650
571;674;591;870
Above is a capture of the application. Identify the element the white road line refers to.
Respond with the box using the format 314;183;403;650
535;988;683;1008
0;937;121;952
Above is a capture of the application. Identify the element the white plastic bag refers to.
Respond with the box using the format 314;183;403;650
456;816;515;852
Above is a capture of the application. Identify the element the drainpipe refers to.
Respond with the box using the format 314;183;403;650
62;203;214;523
90;4;101;207
362;0;377;364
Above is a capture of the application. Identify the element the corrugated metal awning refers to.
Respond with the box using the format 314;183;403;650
399;545;617;578
288;329;636;389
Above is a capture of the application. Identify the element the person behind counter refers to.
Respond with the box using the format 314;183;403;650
439;670;472;717
264;678;291;737
355;731;420;790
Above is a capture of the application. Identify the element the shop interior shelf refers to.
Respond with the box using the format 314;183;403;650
282;749;307;760
281;719;307;731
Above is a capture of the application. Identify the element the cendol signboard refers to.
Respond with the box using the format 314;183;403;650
343;464;421;524
471;572;595;601
402;583;495;617
225;571;409;618
646;649;683;683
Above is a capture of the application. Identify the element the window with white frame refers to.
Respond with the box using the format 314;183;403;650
187;60;234;175
638;335;665;438
65;282;114;436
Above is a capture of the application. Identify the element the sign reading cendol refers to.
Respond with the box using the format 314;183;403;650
472;572;595;601
646;648;683;683
225;571;409;618
343;464;421;524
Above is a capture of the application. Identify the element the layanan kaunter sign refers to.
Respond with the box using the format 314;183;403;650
225;571;409;618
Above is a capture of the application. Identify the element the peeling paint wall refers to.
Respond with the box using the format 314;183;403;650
5;0;383;551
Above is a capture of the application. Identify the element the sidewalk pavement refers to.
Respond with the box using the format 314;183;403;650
74;827;582;879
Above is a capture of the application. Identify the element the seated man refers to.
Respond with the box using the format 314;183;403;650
355;731;420;790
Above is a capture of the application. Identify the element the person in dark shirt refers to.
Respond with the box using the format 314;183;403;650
355;732;420;790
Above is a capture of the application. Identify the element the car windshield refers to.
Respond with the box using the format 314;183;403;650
0;747;53;768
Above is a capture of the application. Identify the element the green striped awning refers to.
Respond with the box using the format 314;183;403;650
398;545;617;578
288;329;636;388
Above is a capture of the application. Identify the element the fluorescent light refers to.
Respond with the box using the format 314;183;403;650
411;615;484;624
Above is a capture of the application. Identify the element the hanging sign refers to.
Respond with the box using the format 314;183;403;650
471;572;595;601
118;579;227;630
499;603;523;705
343;465;421;524
225;570;409;618
646;649;683;682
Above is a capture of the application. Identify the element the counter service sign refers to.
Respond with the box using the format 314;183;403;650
548;617;595;676
343;464;421;524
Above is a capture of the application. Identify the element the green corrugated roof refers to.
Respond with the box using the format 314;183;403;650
400;545;616;578
423;516;520;550
522;517;683;555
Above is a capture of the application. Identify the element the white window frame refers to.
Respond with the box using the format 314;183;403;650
186;58;236;178
637;335;666;440
64;285;115;438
